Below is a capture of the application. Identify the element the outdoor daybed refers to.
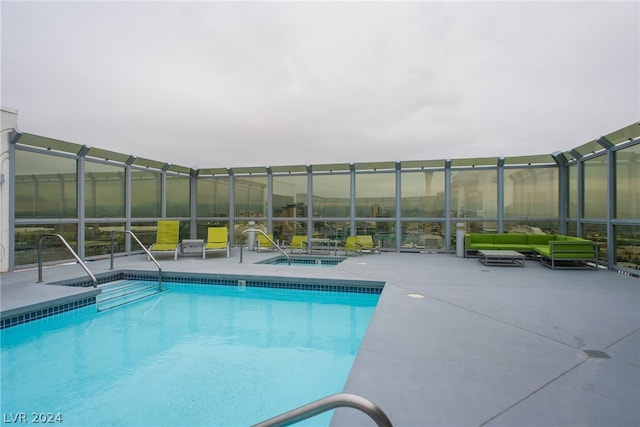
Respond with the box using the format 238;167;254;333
464;233;598;270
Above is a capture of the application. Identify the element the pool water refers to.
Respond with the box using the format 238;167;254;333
258;256;346;267
1;282;379;426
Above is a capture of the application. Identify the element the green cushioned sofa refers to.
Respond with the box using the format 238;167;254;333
465;233;598;270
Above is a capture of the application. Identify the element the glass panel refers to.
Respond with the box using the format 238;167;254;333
129;222;159;248
583;156;607;219
85;223;126;256
235;176;267;218
583;223;607;264
355;220;394;250
197;177;230;218
615;224;640;271
466;221;498;234
574;139;605;157
273;220;307;246
166;174;191;217
503;154;555;165
131;169;161;218
312;174;350;217
504;167;558;219
15;223;77;266
450;170;497;218
401;171;445;217
85;147;131;163
502;220;559;235
568;164;578;218
355;173;395;218
312;221;350;242
273;175;308;218
451;157;499;167
16;133;82;154
15;150;77;218
605;123;640;145
616;144;640;219
85;161;125;218
401;221;445;250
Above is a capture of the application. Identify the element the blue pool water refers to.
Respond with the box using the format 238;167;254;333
1;282;379;426
257;256;346;267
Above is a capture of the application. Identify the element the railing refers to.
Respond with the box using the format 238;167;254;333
38;234;97;287
239;228;290;265
110;230;163;291
252;393;393;427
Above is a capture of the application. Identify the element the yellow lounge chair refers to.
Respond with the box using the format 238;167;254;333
289;235;307;254
344;235;381;256
148;220;180;260
256;233;276;251
204;227;230;258
344;236;361;256
357;235;381;254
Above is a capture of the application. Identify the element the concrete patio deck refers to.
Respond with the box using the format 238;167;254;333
1;250;638;426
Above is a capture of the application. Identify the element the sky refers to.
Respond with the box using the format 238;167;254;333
1;1;639;170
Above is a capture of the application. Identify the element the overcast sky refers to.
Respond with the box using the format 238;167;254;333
2;1;638;169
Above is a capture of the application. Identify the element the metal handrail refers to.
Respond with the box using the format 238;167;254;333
239;228;290;265
38;234;97;287
252;393;393;427
110;230;163;291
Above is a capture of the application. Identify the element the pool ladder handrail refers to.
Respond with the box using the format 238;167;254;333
109;230;163;291
37;234;97;287
239;228;290;265
252;393;392;427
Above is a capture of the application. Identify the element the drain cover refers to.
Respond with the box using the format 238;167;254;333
583;350;610;359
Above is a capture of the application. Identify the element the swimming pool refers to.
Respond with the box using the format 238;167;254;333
1;280;379;426
257;255;347;267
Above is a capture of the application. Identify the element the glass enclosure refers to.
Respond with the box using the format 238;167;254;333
312;174;350;218
616;144;640;219
235;176;267;218
84;222;125;257
197;177;229;218
85;161;125;218
450;169;497;219
166;174;191;218
8;124;640;274
401;170;445;218
131;169;161;218
615;225;640;269
15;150;77;218
15;223;78;265
355;173;396;218
273;175;307;218
583;156;608;219
504;167;558;220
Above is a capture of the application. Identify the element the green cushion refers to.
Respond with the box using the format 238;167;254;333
526;235;555;245
468;234;494;243
552;252;595;259
494;234;527;244
536;247;552;257
530;245;549;254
